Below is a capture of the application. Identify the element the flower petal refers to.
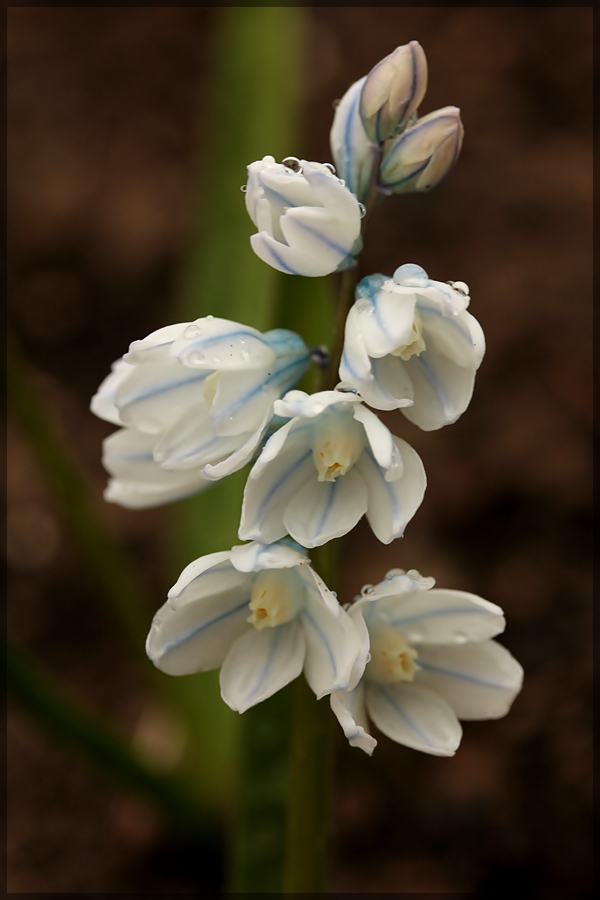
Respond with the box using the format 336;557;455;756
356;439;426;544
330;685;377;755
239;431;315;544
274;389;360;420
172;318;276;371
339;302;374;386
102;428;209;508
229;540;308;573
352;404;403;477
153;402;244;470
383;588;505;645
220;621;306;713
417;304;480;368
168;551;236;598
90;360;133;425
400;342;476;431
365;354;415;411
124;323;188;364
283;466;368;549
300;572;363;696
114;359;209;435
146;573;251;675
415;640;524;720
366;682;462;756
359;284;418;359
201;412;270;481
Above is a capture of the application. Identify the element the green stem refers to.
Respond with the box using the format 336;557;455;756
6;635;218;842
282;541;339;893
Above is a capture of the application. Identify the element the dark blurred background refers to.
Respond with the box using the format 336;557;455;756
7;6;592;894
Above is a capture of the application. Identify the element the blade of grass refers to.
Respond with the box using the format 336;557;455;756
6;634;219;843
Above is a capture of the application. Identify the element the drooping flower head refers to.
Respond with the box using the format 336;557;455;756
91;317;309;508
245;156;363;276
331;569;523;756
340;263;485;430
239;388;426;549
146;540;368;713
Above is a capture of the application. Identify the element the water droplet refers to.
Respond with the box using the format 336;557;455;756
393;263;429;287
324;162;336;175
332;99;340;109
331;591;337;598
282;156;302;173
361;584;374;596
450;280;469;297
358;203;367;218
188;351;205;365
454;631;468;644
184;324;202;338
338;178;346;186
240;185;247;192
241;349;250;360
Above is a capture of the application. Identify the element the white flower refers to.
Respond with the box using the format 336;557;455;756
330;569;523;757
339;264;485;431
245;155;362;276
330;76;378;203
379;106;464;194
91;318;309;508
239;388;426;549
146;540;368;713
359;41;428;144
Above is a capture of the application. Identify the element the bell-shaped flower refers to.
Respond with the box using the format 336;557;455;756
330;569;523;756
239;388;426;549
91;318;309;508
146;540;369;713
379;106;464;194
244;155;362;276
339;264;485;431
359;41;428;144
330;76;378;203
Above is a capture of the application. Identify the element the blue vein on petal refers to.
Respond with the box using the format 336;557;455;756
244;626;286;705
388;607;500;629
343;83;362;194
211;354;308;424
176;329;266;358
364;450;402;534
259;237;298;275
119;371;209;407
291;216;349;258
412;354;452;415
158;598;249;655
251;449;313;530
418;660;508;689
302;607;338;680
378;686;439;748
314;479;339;538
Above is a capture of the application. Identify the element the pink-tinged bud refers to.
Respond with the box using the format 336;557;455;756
359;41;428;144
379;106;464;194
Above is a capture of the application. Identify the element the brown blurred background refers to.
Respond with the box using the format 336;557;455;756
7;6;592;894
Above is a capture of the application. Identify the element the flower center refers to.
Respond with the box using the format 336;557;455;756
312;411;365;482
203;371;220;406
391;311;426;361
367;624;420;684
247;569;304;630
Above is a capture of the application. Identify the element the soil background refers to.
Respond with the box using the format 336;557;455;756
7;6;593;894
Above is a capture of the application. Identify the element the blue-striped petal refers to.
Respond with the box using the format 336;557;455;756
366;682;462;756
283;465;368;549
330;684;377;755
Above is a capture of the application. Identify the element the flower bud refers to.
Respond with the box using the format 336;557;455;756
379;106;464;194
245;155;362;277
330;76;378;203
359;41;428;143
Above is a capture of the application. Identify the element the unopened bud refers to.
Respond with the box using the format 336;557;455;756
359;41;428;144
379;106;464;194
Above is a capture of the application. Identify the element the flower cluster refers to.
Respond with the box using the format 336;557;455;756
92;41;522;757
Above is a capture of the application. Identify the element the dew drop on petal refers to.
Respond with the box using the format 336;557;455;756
184;324;202;339
393;264;429;287
282;156;302;173
453;631;468;644
207;314;214;319
324;162;336;175
358;203;367;218
361;584;374;596
240;185;248;192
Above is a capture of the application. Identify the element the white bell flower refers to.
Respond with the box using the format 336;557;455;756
239;388;426;549
330;76;378;203
91;318;309;508
339;264;485;431
146;540;369;713
359;41;428;144
244;155;363;276
379;106;464;194
330;569;523;756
